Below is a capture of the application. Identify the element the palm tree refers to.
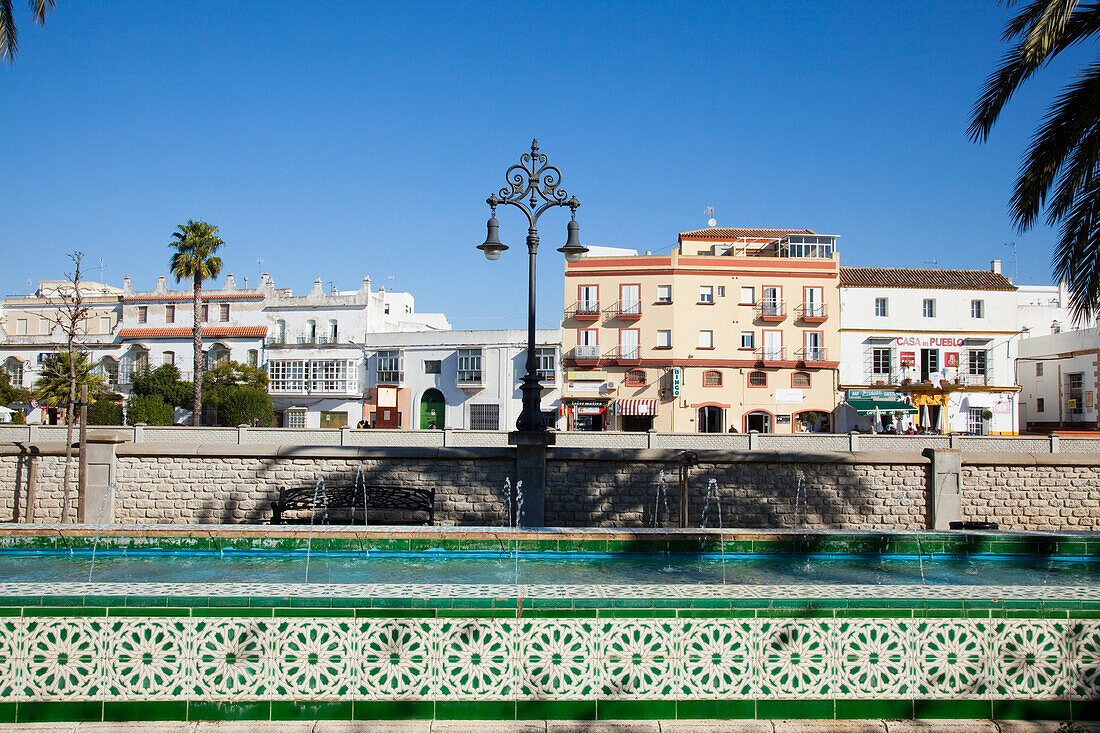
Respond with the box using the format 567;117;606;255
33;351;105;407
1;0;55;64
169;220;224;426
970;1;1100;322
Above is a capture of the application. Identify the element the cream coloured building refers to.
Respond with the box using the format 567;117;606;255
561;228;841;433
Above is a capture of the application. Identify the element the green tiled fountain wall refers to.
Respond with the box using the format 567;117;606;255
1;594;1100;723
4;443;1099;530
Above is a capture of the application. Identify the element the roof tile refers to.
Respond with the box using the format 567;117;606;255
118;326;268;339
679;227;816;239
839;267;1016;291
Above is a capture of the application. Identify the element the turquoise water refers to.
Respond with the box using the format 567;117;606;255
1;550;1099;585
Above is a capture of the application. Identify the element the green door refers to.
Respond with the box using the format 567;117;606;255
420;389;445;429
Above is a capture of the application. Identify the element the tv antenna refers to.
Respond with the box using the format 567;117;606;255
704;206;716;228
1004;241;1018;283
96;258;105;283
923;259;938;268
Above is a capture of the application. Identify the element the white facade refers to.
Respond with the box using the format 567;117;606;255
1017;282;1095;336
1017;328;1099;430
838;265;1022;435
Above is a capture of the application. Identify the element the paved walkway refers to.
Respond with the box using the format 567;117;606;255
0;722;1095;732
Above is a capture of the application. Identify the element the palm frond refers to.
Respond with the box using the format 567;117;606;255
1009;60;1100;229
1;0;17;65
29;0;53;25
1053;171;1100;321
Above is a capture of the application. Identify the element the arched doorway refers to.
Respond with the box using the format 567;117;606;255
745;411;773;433
795;410;831;433
419;389;445;429
3;357;23;388
697;405;723;433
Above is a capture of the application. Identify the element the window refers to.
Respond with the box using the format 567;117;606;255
748;370;767;387
1037;398;1045;412
162;351;174;366
967;407;986;435
39;318;50;335
457;348;482;384
703;370;722;386
1036;362;1044;376
971;299;985;318
874;298;888;317
780;234;837;259
968;349;987;376
872;347;893;377
137;306;148;324
576;329;598;359
803;331;824;361
577;285;599;315
536;347;556;382
716;286;725;298
698;330;714;348
15;319;26;336
619;284;641;314
618;328;639;359
740;286;755;304
201;303;209;322
922;299;935;318
329;320;338;342
219;303;230;322
247;349;258;367
269;359;358;393
376;350;403;383
469;404;500;430
286;408;306;429
656;330;671;348
276;320;286;343
384;304;390;314
699;286;714;303
625;369;646;386
656;285;672;303
793;371;811;388
424;360;442;374
740;331;755;349
1068;372;1084;415
165;304;175;323
100;316;111;333
803;287;824;318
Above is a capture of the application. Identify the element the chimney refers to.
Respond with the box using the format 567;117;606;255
991;259;1001;274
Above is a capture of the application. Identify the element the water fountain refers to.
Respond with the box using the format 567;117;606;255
86;483;117;582
794;469;807;528
354;465;370;526
653;469;669;528
303;476;329;583
700;478;727;585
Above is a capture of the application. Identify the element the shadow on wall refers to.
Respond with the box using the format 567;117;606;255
544;452;933;531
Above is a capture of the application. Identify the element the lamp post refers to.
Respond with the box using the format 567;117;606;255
479;139;587;525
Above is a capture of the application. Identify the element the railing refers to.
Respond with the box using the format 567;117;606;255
867;371;900;385
755;346;786;362
269;380;361;396
296;335;331;345
797;347;828;363
755;300;787;320
958;372;994;387
609;301;642;318
796;303;828;321
565;301;601;320
608;345;640;362
571;345;600;361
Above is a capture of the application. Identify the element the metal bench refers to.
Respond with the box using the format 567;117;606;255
270;483;435;525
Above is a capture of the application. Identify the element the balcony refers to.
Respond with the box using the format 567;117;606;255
607;345;641;365
796;303;828;323
958;372;994;387
457;369;484;389
755;347;786;364
868;371;900;386
566;301;601;322
296;335;332;345
796;347;828;365
608;301;642;321
755;300;787;323
570;344;600;365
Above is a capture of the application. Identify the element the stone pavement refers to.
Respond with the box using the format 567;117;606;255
0;722;1096;732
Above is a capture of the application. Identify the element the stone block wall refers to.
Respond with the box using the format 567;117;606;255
962;463;1100;531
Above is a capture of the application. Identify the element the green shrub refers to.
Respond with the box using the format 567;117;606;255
10;410;25;425
217;386;274;427
125;394;174;426
87;400;123;426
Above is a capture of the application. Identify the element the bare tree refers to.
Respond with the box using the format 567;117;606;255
40;252;92;522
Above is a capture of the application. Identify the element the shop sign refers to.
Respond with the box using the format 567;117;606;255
673;367;681;396
894;336;965;347
775;388;804;404
566;381;603;393
567;370;605;381
847;388;901;400
1069;398;1079;409
899;351;915;366
576;405;604;415
776;414;792;424
944;352;960;368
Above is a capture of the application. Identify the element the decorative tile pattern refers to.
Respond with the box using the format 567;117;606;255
3;581;1099;600
3;616;1099;702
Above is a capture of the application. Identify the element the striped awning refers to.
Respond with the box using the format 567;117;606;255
618;398;658;416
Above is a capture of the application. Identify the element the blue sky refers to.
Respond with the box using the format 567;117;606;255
0;1;1078;329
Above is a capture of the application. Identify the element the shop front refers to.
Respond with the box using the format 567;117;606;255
564;399;610;431
837;388;917;433
617;398;658;432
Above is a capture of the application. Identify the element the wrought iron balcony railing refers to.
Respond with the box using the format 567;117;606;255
565;301;601;321
796;303;828;322
755;300;787;322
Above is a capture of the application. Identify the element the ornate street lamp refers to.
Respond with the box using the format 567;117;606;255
479;140;586;526
479;139;586;433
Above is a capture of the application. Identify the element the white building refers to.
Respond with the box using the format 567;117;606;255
1016;282;1094;336
837;262;1022;435
1017;328;1100;431
357;330;562;431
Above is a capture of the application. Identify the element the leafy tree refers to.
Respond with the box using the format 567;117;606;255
11;410;25;425
168;220;224;426
125;394;173;426
0;0;54;64
217;386;274;427
131;363;192;409
201;360;267;409
0;370;30;406
33;351;105;408
970;2;1100;321
86;400;123;426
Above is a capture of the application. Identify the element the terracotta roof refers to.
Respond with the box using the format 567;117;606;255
121;293;262;302
839;267;1017;291
679;228;816;240
118;326;268;339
